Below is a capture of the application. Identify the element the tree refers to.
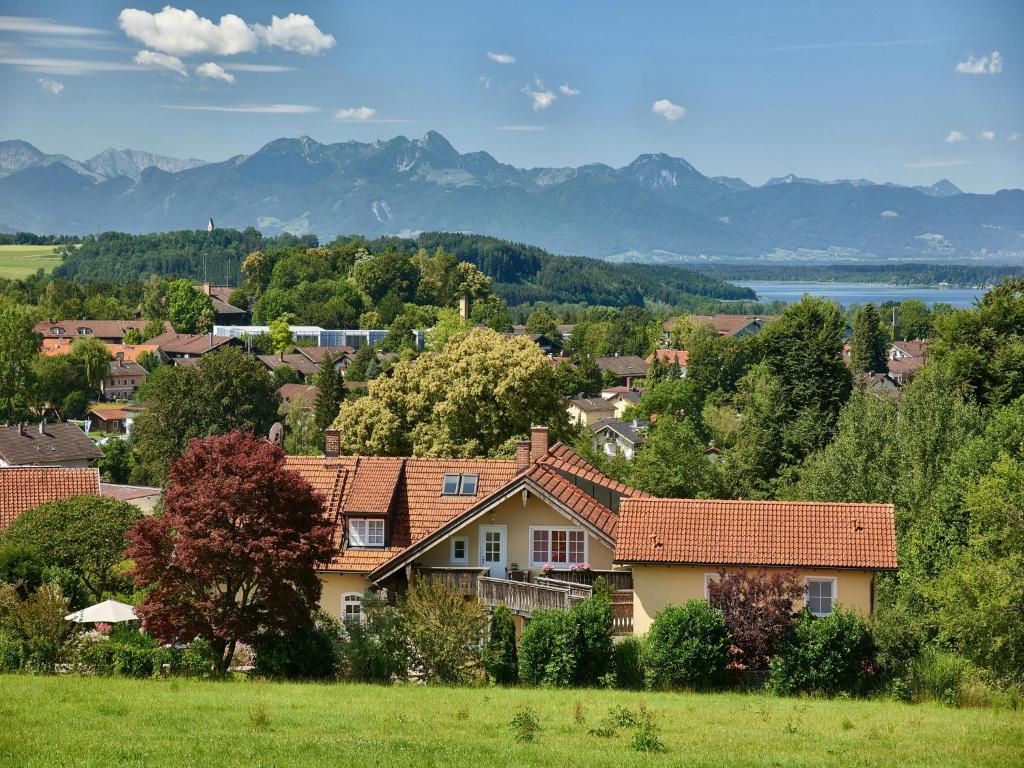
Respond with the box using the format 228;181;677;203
849;303;888;374
340;591;409;684
68;337;112;393
272;364;299;388
314;355;344;432
126;431;334;674
402;578;486;684
895;299;932;340
334;329;571;457
484;604;518;685
31;354;87;416
630;418;721;499
351;249;419;303
707;569;804;670
0;495;141;601
554;356;602;398
132;347;279;483
268;314;294;355
283;406;321;455
0;302;39;421
122;328;144;345
166;279;214;334
135;351;162;372
345;343;375;382
95;437;138;483
525;307;558;341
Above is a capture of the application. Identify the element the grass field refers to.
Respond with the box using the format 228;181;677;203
0;676;1020;768
0;244;64;279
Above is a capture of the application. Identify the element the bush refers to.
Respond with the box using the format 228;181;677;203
177;638;217;678
567;589;613;686
509;706;540;742
485;605;518;685
613;637;645;690
252;610;342;680
0;633;23;671
518;609;575;687
644;601;731;690
403;579;487;684
767;609;875;697
0;545;44;597
340;592;408;684
0;582;78;672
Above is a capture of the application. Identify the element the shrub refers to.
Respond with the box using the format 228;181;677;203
112;644;163;678
567;589;613;686
613;636;645;690
0;633;23;671
402;579;486;684
0;582;78;672
252;610;342;680
0;545;44;597
339;592;408;684
518;609;575;687
177;638;217;678
644;601;731;690
485;605;518;685
707;569;803;669
509;706;540;742
767;609;875;697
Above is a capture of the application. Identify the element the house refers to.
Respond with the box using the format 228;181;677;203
0;467;100;531
0;422;103;469
603;389;641;419
663;314;776;341
508;328;564;356
284;427;643;630
295;346;355;373
854;372;901;399
87;407;140;435
567;397;617;427
887;339;931;385
214;325;397;349
100;359;148;401
148;331;238;362
256;353;321;379
595;356;649;387
33;320;172;344
615;498;898;633
590;418;650;460
99;482;162;513
278;383;320;410
40;339;161;362
647;349;688;377
201;285;249;325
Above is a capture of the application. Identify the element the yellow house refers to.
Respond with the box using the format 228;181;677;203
615;498;898;634
567;397;616;427
285;428;641;626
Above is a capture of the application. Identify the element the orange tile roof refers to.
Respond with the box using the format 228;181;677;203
526;463;617;537
344;457;404;515
0;467;100;530
648;349;688;366
615;498;897;570
542;442;649;500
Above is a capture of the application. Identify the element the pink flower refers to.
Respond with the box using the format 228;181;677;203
542;563;555;573
95;622;113;635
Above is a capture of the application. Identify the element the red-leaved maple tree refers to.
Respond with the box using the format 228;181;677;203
126;430;335;673
706;568;804;670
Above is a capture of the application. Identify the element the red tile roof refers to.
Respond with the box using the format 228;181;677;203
33;320;171;341
648;349;688;366
615;498;897;570
344;457;403;515
0;467;100;530
99;483;161;502
526;463;617;537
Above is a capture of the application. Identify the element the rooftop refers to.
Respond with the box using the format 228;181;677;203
0;467;100;530
0;422;103;466
595;356;649;377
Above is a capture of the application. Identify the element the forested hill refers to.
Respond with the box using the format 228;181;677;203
52;229;754;308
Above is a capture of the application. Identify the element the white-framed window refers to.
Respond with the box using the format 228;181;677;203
529;526;586;568
342;592;363;624
805;577;837;617
451;537;469;565
348;518;385;548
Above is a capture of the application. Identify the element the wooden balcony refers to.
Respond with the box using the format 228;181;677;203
478;576;576;616
412;566;488;597
535;576;593;603
611;590;633;636
541;569;633;591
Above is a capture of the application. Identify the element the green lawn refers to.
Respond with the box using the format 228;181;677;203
0;676;1020;768
0;244;64;279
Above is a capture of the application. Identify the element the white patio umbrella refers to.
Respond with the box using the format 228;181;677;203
64;599;138;624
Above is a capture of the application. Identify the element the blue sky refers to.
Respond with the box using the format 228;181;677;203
0;1;1021;192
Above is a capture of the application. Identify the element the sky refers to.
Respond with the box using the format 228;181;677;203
0;1;1021;192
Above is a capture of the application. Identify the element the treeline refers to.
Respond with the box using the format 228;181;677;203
0;232;80;245
48;228;753;309
700;262;1024;287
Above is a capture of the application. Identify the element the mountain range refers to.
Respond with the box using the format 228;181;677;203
0;133;1020;262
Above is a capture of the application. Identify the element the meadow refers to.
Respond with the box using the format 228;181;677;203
0;244;63;279
0;676;1020;768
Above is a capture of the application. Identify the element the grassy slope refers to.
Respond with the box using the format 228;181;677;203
0;244;62;279
0;676;1020;768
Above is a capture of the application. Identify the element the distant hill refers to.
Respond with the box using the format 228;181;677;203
0;133;1020;262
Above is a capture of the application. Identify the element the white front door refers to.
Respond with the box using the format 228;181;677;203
479;525;507;578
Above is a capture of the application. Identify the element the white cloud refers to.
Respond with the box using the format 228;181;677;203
335;106;376;121
486;51;515;64
955;51;1002;75
37;77;63;95
0;55;139;75
195;62;234;83
979;131;995;141
559;83;580;96
904;159;972;169
118;7;333;57
652;98;686;122
493;125;547;131
478;75;491;89
523;80;555;110
945;130;968;143
0;15;105;36
222;63;296;73
1009;132;1022;143
254;14;335;55
134;49;187;76
162;103;320;113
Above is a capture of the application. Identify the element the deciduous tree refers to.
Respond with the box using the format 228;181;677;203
0;302;39;421
166;279;214;334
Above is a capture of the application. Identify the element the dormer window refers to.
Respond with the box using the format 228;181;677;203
50;327;64;335
348;518;384;548
77;327;92;335
442;474;479;496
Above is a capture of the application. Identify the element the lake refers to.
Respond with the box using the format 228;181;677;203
734;281;987;308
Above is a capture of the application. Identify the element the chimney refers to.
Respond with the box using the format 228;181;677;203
529;426;549;463
18;422;25;436
38;418;46;436
324;429;341;458
516;440;531;471
459;296;470;321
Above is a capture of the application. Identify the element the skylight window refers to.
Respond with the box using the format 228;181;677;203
442;474;461;495
441;474;479;496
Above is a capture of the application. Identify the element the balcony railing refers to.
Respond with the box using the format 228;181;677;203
541;569;633;591
412;566;488;597
478;576;575;616
611;590;633;636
